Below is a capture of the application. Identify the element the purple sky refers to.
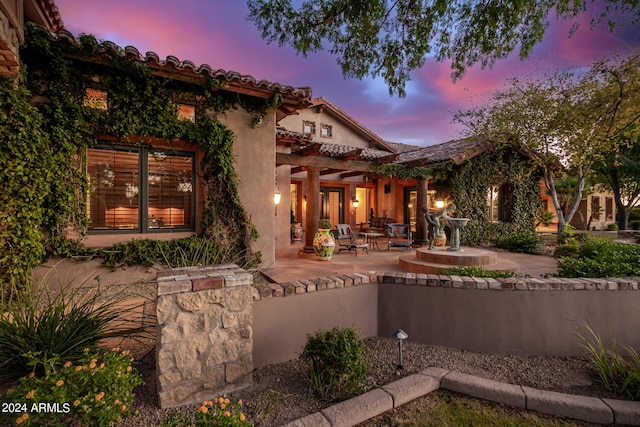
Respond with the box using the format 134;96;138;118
54;1;638;147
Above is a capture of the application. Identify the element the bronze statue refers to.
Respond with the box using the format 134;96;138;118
421;203;456;250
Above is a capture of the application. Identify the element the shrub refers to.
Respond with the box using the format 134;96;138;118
557;236;640;277
438;266;517;278
578;322;640;400
158;398;251;427
1;348;143;426
0;282;132;380
300;327;368;401
318;218;332;230
630;220;640;230
553;239;580;258
607;223;619;231
492;232;542;254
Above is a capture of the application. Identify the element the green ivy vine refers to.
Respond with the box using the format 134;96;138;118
1;24;276;292
433;146;540;246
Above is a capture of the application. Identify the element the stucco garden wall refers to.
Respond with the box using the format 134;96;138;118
219;109;277;268
251;272;640;366
252;275;378;368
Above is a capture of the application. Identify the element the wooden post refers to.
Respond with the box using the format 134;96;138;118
414;177;429;246
300;166;320;254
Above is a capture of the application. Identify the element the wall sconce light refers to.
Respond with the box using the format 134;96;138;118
392;329;408;369
352;197;359;209
274;189;282;206
435;200;445;209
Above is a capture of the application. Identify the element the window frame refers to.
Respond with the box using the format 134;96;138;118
86;145;196;234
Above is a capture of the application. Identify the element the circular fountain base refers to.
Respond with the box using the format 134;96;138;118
399;246;519;274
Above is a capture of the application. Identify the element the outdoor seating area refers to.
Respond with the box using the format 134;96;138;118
386;223;413;251
334;224;369;255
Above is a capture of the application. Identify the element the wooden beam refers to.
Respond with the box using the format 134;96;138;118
339;148;363;160
276;152;375;173
319;168;344;176
377;153;398;163
340;171;364;179
290;166;305;174
294;143;323;157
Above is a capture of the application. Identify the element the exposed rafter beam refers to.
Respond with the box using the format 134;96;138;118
339;148;363;160
320;168;344;176
290;166;306;174
377;153;398;163
340;171;364;179
294;143;323;157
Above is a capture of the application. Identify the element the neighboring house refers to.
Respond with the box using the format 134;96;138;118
538;183;617;232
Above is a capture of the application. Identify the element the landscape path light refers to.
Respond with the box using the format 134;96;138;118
392;328;408;369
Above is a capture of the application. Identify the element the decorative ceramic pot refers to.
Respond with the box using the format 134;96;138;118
291;223;303;243
313;229;335;261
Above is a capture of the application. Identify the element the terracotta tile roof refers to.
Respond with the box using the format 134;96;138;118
395;135;498;166
45;29;311;104
388;141;423;153
276;126;312;144
318;142;394;161
27;0;65;31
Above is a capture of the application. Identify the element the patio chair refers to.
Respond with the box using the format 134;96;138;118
335;224;369;256
387;223;413;251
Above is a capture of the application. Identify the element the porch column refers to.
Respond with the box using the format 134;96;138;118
414;176;429;246
300;166;321;255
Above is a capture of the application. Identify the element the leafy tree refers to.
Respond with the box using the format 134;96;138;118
455;51;640;241
247;0;640;96
593;133;640;230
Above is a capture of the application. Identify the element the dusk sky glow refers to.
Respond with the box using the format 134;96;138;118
55;0;639;146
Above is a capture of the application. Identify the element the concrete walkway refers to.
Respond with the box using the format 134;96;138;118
264;243;558;284
284;368;640;426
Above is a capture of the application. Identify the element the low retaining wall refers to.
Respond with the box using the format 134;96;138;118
155;265;253;408
253;272;640;364
252;274;378;368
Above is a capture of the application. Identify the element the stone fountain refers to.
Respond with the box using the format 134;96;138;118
399;203;519;274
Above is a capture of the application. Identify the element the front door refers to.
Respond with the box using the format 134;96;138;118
320;187;344;227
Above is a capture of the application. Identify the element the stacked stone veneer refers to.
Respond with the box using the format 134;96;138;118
156;265;253;409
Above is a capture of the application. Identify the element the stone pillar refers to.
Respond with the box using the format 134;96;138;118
301;166;320;254
155;265;253;409
414;177;429;246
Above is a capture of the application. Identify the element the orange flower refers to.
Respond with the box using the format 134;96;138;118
15;413;29;425
114;399;121;405
111;347;120;352
198;406;208;414
75;366;84;372
94;392;105;401
223;398;230;405
99;363;105;369
25;390;35;399
55;380;64;387
126;366;132;372
88;362;96;369
27;372;35;378
121;405;127;411
239;413;246;421
223;411;231;417
63;361;72;368
73;400;80;407
238;399;243;406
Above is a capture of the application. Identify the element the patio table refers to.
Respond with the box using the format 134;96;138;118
362;232;385;251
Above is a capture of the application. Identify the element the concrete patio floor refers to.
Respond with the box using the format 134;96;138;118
262;243;558;284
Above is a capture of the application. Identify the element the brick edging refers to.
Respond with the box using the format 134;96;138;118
254;272;640;300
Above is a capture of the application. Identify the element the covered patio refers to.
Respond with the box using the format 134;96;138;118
263;242;558;284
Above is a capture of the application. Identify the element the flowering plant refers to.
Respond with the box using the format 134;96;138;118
1;348;143;427
159;397;251;426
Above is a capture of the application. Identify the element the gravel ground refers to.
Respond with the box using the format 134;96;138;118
119;336;616;427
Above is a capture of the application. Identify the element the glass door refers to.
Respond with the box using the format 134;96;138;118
320;187;344;227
